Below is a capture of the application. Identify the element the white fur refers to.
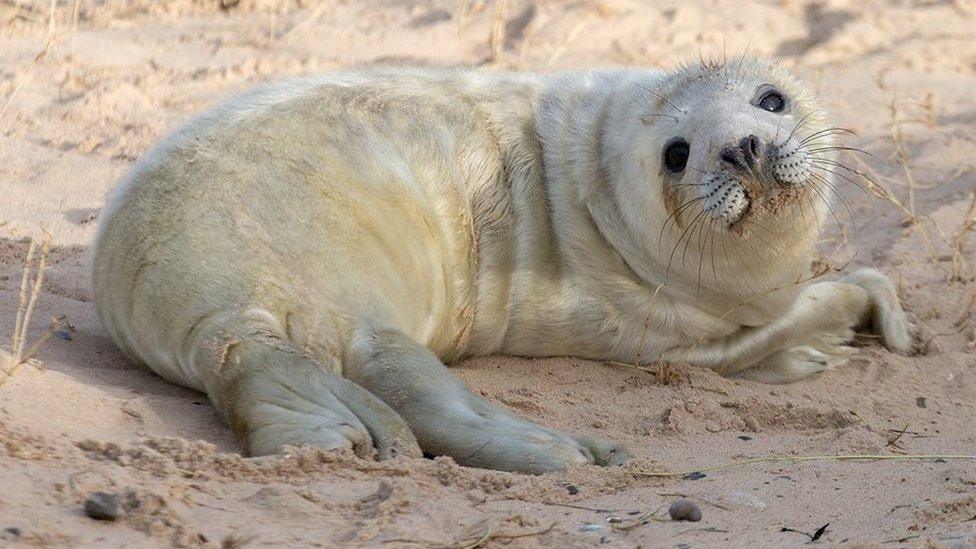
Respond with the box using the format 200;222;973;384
91;60;911;472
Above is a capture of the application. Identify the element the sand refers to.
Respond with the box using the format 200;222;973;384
1;0;975;546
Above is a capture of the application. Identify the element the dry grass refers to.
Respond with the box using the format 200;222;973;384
1;0;62;122
875;90;976;286
949;190;976;281
0;231;70;386
888;91;923;219
446;519;555;549
606;283;679;385
608;359;679;386
382;516;555;548
0;33;58;124
46;0;55;35
546;13;590;67
634;453;976;479
488;0;507;64
282;0;332;43
69;0;80;54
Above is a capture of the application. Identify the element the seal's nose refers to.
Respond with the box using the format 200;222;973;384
740;134;762;166
720;134;763;171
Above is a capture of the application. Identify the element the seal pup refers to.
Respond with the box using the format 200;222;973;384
91;58;911;473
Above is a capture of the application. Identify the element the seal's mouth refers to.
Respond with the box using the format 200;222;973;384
697;141;816;230
769;142;814;186
699;172;751;226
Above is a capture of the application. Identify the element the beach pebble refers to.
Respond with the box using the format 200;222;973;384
84;492;121;521
668;499;702;522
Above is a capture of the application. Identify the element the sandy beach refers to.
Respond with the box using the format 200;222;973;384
1;0;975;546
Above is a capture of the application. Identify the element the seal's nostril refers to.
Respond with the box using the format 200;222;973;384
720;147;743;169
739;134;762;166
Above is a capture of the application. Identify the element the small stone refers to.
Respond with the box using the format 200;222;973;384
565;484;579;495
668;499;702;522
84;492;121;521
2;527;22;541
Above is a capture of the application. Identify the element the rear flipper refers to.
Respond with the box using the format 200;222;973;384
194;320;421;460
346;328;630;474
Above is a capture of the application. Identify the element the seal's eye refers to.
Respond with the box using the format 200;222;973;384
663;139;690;173
758;91;785;113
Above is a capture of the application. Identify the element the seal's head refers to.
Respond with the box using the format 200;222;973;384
652;58;832;233
600;57;840;292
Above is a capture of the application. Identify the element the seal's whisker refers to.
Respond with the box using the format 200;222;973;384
719;227;734;280
772;110;787;144
809;155;866;174
810;160;871;195
740;217;786;255
817;183;856;239
810;156;876;185
670;182;708;189
667;209;706;279
659;196;705;250
811;170;858;227
729;236;761;276
697;48;709;72
807;145;880;162
721;39;729;87
783;111;816;145
708;217;719;286
689;211;710;286
803;194;821;236
809;174;850;234
797;126;857;146
730;232;778;278
799;127;857;141
695;216;715;294
793;183;811;232
726;212;783;258
799;133;851;149
739;207;785;242
734;39;754;85
809;168;846;197
679;209;708;271
636;84;685;114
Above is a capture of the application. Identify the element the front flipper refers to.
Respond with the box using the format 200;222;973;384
346;329;630;474
840;268;913;353
734;345;855;383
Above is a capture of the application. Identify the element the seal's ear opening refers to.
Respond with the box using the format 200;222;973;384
663;138;689;173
